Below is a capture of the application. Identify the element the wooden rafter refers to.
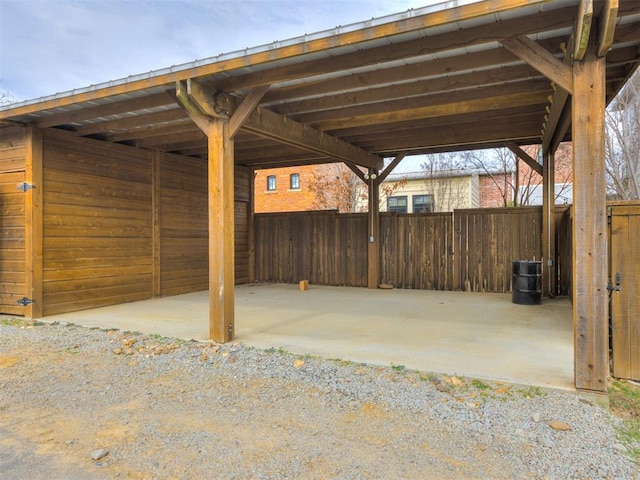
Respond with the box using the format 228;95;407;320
263;40;563;105
74;108;186;135
573;0;594;61
35;92;176;128
273;64;543;116
311;89;550;131
218;6;576;92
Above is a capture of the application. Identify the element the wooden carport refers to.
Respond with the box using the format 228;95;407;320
1;0;639;393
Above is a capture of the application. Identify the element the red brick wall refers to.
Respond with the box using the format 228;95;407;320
480;173;514;208
254;166;317;213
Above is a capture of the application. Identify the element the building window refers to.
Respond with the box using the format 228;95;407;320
387;195;408;213
290;173;300;190
413;194;434;213
267;175;276;191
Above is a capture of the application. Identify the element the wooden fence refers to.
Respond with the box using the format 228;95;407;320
254;207;572;294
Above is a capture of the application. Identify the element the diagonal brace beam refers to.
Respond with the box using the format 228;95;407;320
508;144;543;176
177;79;383;170
500;36;573;94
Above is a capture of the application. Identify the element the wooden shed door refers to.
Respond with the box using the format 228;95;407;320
0;171;26;315
610;204;640;380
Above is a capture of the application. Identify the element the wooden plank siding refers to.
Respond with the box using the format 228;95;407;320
158;156;251;296
234;166;251;285
158;153;208;296
0;128;26;314
0;171;26;314
41;129;154;315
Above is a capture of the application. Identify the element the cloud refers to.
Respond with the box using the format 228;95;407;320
1;0;430;101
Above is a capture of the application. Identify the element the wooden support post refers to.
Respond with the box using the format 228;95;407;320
572;34;607;392
24;127;43;318
367;169;380;289
208;119;235;343
542;148;556;297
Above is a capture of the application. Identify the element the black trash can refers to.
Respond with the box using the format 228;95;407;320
512;260;542;305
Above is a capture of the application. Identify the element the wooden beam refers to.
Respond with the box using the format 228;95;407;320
229;85;270;137
572;33;607;392
508;144;542;176
377;153;406;183
500;36;573;94
573;0;594;61
178;79;382;170
35;92;176;128
74;108;186;136
24;127;43;318
345;163;367;183
312;90;551;131
598;0;619;57
208;118;235;343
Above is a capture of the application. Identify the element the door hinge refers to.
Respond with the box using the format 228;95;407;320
16;297;35;307
16;182;35;192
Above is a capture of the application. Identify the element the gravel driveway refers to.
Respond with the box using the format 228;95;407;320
1;320;637;479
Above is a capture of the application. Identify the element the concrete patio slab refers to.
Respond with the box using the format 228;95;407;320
45;284;574;390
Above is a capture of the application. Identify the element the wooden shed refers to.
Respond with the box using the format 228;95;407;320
1;0;639;392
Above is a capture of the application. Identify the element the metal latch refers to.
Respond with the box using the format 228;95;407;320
607;272;622;293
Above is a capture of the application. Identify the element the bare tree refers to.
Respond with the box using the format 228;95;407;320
308;163;364;213
0;90;16;106
605;69;640;200
420;152;471;212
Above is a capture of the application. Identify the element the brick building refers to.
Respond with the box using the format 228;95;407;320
254;166;317;213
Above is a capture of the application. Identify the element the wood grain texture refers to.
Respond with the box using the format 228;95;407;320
41;129;154;315
571;36;608;392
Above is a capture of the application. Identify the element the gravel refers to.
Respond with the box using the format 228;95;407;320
1;320;638;479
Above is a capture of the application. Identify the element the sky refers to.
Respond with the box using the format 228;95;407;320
0;0;434;103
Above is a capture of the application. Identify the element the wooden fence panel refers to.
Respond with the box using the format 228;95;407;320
380;213;453;290
255;211;367;287
255;206;572;295
555;206;572;297
453;207;542;292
